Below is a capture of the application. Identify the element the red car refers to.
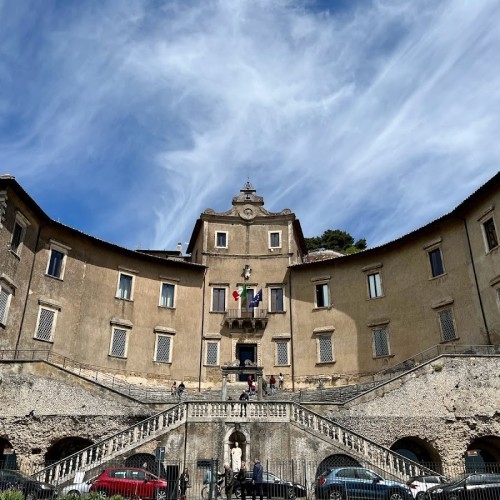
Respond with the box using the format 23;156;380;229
90;467;168;499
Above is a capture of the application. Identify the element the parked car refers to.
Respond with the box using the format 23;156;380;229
406;475;449;499
0;469;58;499
426;473;500;499
315;467;412;500
234;471;306;499
90;467;168;499
61;476;97;496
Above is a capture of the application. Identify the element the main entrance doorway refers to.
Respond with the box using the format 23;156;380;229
236;343;257;381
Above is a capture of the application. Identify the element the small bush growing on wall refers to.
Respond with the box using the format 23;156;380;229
432;363;443;372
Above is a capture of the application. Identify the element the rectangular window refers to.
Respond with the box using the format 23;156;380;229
110;327;128;358
315;283;329;308
368;273;383;298
483;217;499;251
429;248;444;277
373;328;390;357
35;307;57;342
47;249;65;279
269;231;281;248
155;334;172;363
318;335;334;363
212;288;226;312
160;283;175;308
10;222;24;254
0;286;12;326
205;341;219;365
216;232;227;248
439;308;457;342
270;288;284;312
276;341;289;365
117;273;133;300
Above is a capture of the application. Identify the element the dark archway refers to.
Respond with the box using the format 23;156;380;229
466;436;500;473
315;454;360;478
390;437;442;471
45;437;93;466
0;438;17;469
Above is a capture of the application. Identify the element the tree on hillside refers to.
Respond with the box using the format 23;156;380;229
305;229;367;254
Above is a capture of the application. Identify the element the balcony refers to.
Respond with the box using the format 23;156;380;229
224;308;269;331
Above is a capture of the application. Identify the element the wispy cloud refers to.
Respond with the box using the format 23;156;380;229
0;0;499;250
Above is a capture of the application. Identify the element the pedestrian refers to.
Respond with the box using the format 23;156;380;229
251;459;263;500
178;381;186;399
223;463;233;500
236;461;248;500
239;390;249;416
278;373;284;390
262;377;268;396
269;375;276;394
179;467;190;500
247;375;254;392
171;381;177;397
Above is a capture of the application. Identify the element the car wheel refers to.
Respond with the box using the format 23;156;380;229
155;488;167;500
416;493;425;500
328;490;343;500
96;489;109;498
387;492;405;500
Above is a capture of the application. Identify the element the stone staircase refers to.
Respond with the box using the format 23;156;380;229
32;401;433;487
1;344;499;406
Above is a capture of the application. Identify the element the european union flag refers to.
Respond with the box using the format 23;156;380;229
249;288;262;308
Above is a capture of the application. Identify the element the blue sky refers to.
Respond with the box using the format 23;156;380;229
1;0;499;252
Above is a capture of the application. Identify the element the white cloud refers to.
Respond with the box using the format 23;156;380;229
0;0;499;249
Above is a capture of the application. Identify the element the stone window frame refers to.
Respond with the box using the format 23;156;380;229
109;318;133;359
0;282;13;327
431;298;458;343
45;240;71;281
9;210;30;257
34;299;61;343
311;275;332;310
215;231;228;249
204;339;220;366
423;238;446;279
159;282;176;309
313;326;335;365
116;267;137;301
154;328;175;364
268;230;282;249
268;285;285;313
478;206;499;253
211;286;227;313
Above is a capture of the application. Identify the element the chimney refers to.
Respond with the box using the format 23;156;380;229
176;242;183;255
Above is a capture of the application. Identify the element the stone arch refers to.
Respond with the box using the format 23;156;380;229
0;437;17;469
390;437;442;471
125;453;157;473
466;436;500;473
45;436;93;467
225;426;249;470
315;454;361;478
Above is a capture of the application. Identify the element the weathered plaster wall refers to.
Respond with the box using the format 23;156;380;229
330;356;500;469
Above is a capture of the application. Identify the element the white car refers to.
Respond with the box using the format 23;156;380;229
406;475;449;499
61;475;97;497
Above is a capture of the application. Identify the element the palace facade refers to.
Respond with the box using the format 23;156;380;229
0;173;499;389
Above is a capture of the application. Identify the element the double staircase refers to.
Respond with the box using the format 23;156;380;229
32;400;433;487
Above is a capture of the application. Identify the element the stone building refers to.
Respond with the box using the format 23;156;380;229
0;172;499;479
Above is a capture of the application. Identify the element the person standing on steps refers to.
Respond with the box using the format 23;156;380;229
179;467;190;500
223;463;234;500
239;389;249;417
236;461;248;500
278;373;284;390
251;458;263;500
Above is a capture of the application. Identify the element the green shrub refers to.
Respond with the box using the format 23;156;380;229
0;488;25;500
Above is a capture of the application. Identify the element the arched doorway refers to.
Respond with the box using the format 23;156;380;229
228;430;247;472
390;437;441;471
466;436;500;473
45;437;93;467
315;454;360;478
0;438;17;469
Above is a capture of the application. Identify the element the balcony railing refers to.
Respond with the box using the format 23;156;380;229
224;308;268;330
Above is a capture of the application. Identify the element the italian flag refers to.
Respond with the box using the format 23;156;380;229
232;284;247;301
